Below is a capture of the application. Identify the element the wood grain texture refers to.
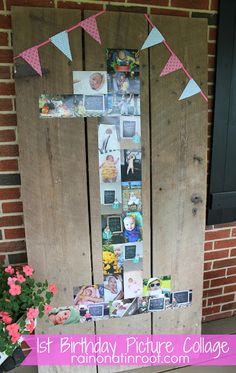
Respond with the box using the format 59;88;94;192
12;7;95;373
84;10;151;373
150;15;208;334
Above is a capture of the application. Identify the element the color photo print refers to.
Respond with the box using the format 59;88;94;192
46;48;193;326
39;93;107;118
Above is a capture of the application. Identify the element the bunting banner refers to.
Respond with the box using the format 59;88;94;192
141;27;164;50
14;11;208;103
50;31;72;61
80;14;102;44
179;79;202;100
20;46;42;76
160;54;183;77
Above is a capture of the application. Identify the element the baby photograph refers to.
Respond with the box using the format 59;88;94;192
122;181;142;212
143;276;172;299
107;72;140;95
73;284;104;307
99;150;121;184
98;124;120;154
73;71;107;95
106;49;140;74
102;214;125;245
102;244;123;276
104;274;123;302
123;212;143;243
121;149;142;182
110;297;139;318
123;259;143;299
100;182;122;215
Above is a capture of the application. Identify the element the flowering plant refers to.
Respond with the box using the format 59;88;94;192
0;263;56;356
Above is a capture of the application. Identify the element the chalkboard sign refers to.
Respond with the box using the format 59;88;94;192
88;304;104;317
107;216;122;233
124;245;136;259
172;291;189;304
84;95;104;111
122;120;136;138
189;290;192;303
104;190;116;204
148;297;165;311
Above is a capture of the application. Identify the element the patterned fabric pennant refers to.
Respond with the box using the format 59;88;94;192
80;15;101;44
179;79;201;100
50;31;72;61
141;27;164;50
20;46;42;76
160;54;183;77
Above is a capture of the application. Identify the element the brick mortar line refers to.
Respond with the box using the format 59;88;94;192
0;186;20;190
0;171;19;175
0;111;17;114
0;237;25;242
0;213;23;218
204;260;233;265
0;198;22;202
0;96;16;99
0;63;13;66
0;156;19;159
0;46;13;50
0;143;18;146
0;4;219;14
204;299;236;308
1;250;26;255
203;293;236;300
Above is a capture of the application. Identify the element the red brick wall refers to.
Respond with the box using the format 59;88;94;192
0;0;235;322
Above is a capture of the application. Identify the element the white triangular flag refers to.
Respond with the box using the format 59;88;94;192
50;31;72;61
141;27;164;50
179;79;201;100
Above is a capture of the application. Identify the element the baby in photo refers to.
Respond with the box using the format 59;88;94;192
104;275;123;302
123;215;141;242
99;153;120;183
74;285;103;306
124;270;143;299
73;71;107;95
113;244;124;268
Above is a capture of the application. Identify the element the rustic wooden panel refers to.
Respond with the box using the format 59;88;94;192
12;6;208;373
84;10;151;373
150;15;208;334
12;7;96;373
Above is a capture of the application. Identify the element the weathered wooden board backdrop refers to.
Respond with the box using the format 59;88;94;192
12;7;207;373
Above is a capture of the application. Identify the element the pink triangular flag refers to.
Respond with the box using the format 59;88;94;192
80;15;101;44
20;46;42;76
160;54;183;77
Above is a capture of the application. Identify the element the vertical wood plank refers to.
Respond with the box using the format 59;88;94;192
84;10;151;373
12;7;96;373
150;15;208;334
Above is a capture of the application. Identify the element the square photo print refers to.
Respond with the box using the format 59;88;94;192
106;49;140;74
121;150;142;182
103;244;123;276
104;274;123;303
99;151;121;184
73;284;104;307
73;71;107;95
143;276;171;299
122;181;142;212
